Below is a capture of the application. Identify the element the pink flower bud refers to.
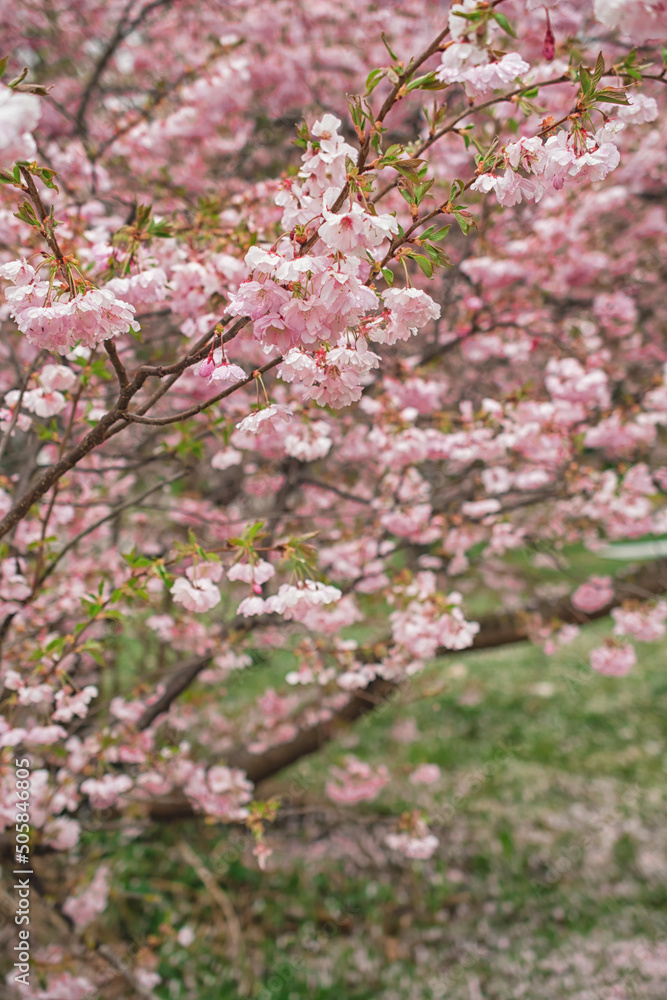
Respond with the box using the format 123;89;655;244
543;10;555;61
198;356;216;379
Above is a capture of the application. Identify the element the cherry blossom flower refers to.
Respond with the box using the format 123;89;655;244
593;0;667;42
409;763;441;785
177;926;196;947
80;774;133;808
0;83;40;164
52;685;98;723
184;764;253;820
372;287;441;345
617;92;659;124
211;447;242;469
318;195;398;256
571;575;614;613
62;865;111;927
228;277;291;321
283;419;333;460
612;601;667;642
39;363;77;393
253;842;273;870
5;386;62;419
385;830;439;859
171;574;221;613
23;724;68;745
0;404;31;434
235;404;293;434
0;558;31;601
210;361;246;383
391;589;480;658
227;559;275;584
545;358;610;409
278;349;319;387
44;816;81;851
263;579;342;620
30;972;96;999
0;258;37;285
543;128;621;188
385;814;439;859
104;267;168;309
460;52;531;97
482;467;513;494
325;757;389;804
589;642;637;676
302;343;381;408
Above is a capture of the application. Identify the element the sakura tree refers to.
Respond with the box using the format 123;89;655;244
0;0;666;995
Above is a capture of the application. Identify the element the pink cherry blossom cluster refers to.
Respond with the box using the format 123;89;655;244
184;764;254;821
5;362;77;420
237;578;342;621
0;259;136;353
436;2;530;98
611;601;667;643
571;575;615;614
389;573;480;661
472;126;625;208
170;562;224;613
589;641;637;677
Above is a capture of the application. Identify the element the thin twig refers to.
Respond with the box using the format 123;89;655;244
0;350;45;466
35;468;187;588
177;841;247;975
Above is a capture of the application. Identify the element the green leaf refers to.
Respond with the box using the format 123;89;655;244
82;641;105;667
454;211;471;236
493;10;517;37
405;72;448;93
449;178;465;202
147;218;173;238
422;243;451;269
0;56;7;80
593;87;631;105
418;77;450;91
451;9;484;21
579;65;593;98
521;87;539;99
413;178;434;205
381;267;394;286
365;68;385;95
592;51;605;89
411;254;433;278
429;225;451;242
381;32;399;63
